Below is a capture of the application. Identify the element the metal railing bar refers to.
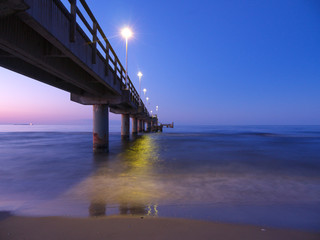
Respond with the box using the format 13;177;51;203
76;7;93;34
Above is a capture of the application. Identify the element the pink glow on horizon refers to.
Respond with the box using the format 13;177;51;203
0;68;120;124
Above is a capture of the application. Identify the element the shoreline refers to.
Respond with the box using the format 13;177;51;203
0;215;319;240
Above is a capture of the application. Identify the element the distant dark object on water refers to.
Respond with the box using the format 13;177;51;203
154;122;174;132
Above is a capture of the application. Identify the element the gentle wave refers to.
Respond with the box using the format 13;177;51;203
0;125;319;230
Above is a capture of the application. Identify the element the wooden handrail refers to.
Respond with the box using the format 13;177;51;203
75;7;92;34
65;0;147;111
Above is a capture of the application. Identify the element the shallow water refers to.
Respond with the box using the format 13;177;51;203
0;125;319;230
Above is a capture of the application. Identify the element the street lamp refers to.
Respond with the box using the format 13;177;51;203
156;105;158;113
121;27;133;89
137;71;143;105
143;88;147;97
146;97;149;106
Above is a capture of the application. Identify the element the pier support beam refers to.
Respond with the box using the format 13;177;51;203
93;104;109;152
121;114;130;139
147;121;151;132
132;117;138;135
138;119;143;133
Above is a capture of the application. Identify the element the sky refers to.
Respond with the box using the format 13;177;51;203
0;0;319;125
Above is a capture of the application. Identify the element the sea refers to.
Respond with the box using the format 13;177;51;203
0;124;319;231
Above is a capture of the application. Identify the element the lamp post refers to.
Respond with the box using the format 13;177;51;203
146;97;149;106
156;105;158;116
138;71;143;105
143;88;147;98
121;27;132;90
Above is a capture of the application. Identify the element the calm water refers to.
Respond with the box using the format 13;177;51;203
0;125;319;230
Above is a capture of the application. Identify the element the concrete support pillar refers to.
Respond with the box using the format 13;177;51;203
93;104;109;152
121;114;130;138
132;117;138;135
138;119;143;133
147;121;151;132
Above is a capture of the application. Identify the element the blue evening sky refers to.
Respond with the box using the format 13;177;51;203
0;0;319;125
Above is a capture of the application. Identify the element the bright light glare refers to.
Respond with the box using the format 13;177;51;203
138;72;143;78
146;97;149;101
143;88;147;93
121;27;133;39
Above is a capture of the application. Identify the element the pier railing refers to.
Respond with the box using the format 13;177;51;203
55;0;147;113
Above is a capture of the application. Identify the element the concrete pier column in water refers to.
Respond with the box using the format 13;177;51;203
93;104;109;152
138;119;143;133
121;114;130;138
132;117;138;135
147;121;151;132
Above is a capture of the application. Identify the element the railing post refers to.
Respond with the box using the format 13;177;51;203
114;58;117;85
121;69;124;89
92;21;97;64
105;44;109;76
69;0;77;42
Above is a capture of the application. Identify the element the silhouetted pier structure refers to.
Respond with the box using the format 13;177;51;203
149;116;174;132
161;122;174;129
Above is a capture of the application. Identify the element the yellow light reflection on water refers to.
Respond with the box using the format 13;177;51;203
63;135;164;217
120;135;159;172
115;135;161;214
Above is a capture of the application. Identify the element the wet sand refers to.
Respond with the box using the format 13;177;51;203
0;215;319;240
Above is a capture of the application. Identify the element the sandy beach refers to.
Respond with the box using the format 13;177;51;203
0;214;319;240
